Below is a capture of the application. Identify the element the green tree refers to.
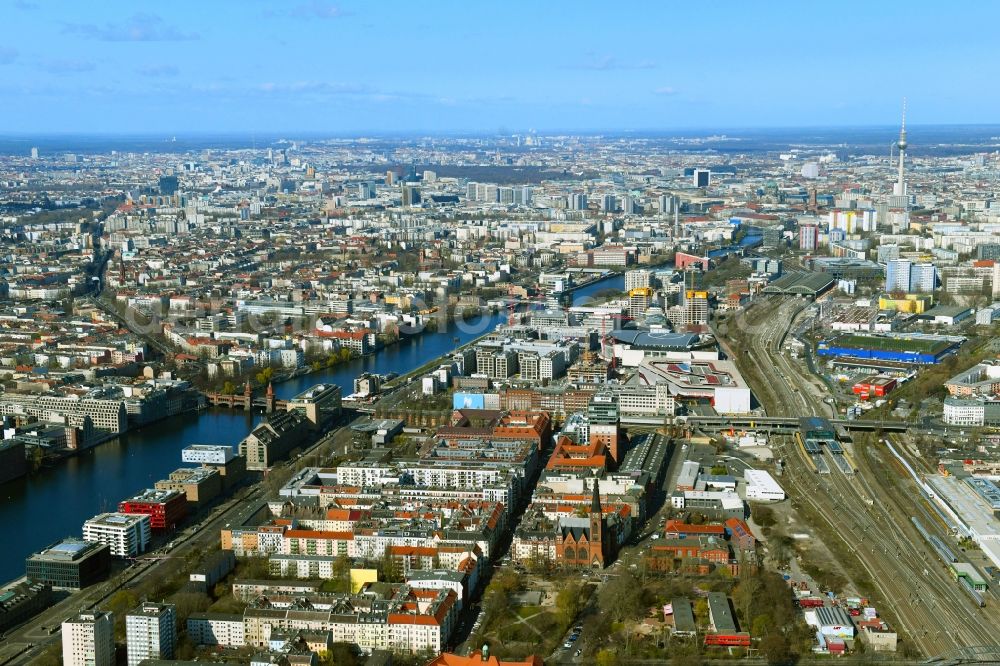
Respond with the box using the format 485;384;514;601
381;551;402;583
221;380;237;395
603;572;645;623
322;643;360;666
556;581;584;623
751;504;776;528
171;591;210;623
760;632;795;666
29;446;44;473
255;366;273;385
769;529;795;568
752;613;774;638
595;648;620;666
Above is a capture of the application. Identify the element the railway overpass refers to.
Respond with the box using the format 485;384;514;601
681;415;910;434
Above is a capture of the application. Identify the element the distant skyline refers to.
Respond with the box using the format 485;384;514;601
3;0;998;133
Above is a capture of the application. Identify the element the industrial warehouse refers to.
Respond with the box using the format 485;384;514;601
817;333;962;365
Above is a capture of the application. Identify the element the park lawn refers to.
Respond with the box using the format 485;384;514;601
515;605;542;619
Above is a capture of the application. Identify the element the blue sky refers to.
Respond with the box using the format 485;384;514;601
1;0;996;134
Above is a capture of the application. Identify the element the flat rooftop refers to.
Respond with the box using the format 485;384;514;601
761;271;835;296
183;444;233;452
291;384;341;401
85;512;147;527
611;330;701;350
828;334;951;355
124;488;183;503
30;538;105;562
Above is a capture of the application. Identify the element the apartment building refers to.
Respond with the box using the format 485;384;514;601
125;602;176;666
62;610;115;666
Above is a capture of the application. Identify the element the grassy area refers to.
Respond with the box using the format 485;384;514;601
475;570;591;660
515;605;542;619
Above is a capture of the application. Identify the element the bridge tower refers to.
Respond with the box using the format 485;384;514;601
265;382;275;413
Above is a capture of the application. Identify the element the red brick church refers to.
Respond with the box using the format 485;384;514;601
555;479;606;568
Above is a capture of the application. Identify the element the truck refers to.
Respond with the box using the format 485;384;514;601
796;598;825;608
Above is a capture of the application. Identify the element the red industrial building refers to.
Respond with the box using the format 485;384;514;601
119;488;187;531
663;520;725;539
852;375;897;400
674;251;711;271
704;633;752;648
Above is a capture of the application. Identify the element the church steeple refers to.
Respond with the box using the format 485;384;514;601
590;478;603;549
591;477;602;515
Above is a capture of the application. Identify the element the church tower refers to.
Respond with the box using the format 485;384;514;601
589;478;604;566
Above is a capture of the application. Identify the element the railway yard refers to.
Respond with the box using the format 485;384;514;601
716;297;1000;658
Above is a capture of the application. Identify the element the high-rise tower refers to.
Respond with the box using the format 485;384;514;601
893;98;907;198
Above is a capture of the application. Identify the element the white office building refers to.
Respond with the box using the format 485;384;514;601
126;602;176;666
613;383;676;417
83;513;151;558
943;397;987;426
62;610;115;666
181;444;235;465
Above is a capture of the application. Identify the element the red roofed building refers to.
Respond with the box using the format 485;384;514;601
663;520;725;539
725;518;757;552
646;536;735;575
437;409;551;451
316;329;375;354
546;436;608;472
493;411;552;451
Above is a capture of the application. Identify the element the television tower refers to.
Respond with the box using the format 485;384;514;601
893;98;907;198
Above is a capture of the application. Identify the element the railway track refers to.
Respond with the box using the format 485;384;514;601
719;298;999;656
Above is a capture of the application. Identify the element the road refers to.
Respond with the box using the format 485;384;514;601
0;415;359;665
718;297;1000;657
0;479;265;665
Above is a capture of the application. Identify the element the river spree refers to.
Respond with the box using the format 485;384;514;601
0;274;624;583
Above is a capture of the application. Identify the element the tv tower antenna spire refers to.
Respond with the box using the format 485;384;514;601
894;98;907;198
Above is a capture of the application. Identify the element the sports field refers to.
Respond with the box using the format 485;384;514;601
831;334;948;354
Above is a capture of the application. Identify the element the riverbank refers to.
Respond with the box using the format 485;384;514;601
0;279;627;583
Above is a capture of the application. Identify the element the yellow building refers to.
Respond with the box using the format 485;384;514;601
878;293;933;314
350;568;379;593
